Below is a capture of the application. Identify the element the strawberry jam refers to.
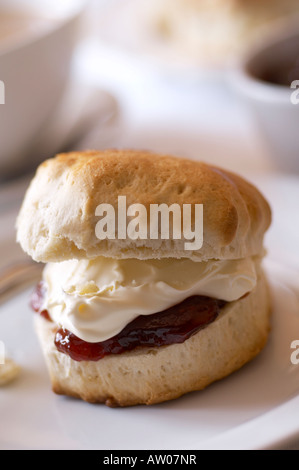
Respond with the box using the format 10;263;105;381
31;283;225;362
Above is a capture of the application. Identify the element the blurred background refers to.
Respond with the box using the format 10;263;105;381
1;0;299;180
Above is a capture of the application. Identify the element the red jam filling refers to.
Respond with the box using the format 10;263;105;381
31;282;225;362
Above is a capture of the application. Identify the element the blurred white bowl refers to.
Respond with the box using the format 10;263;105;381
0;0;86;178
230;22;299;174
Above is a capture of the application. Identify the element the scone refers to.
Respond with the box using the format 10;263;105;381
16;149;272;406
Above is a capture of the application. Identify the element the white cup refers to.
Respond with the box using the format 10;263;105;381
229;22;299;174
0;0;86;178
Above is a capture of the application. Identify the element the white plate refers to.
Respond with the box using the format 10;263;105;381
0;267;299;450
0;174;299;450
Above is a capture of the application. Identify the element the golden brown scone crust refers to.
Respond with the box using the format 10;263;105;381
34;268;271;407
16;150;271;262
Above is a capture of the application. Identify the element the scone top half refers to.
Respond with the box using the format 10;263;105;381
16;149;271;263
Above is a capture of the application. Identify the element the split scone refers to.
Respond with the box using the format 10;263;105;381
16;150;272;406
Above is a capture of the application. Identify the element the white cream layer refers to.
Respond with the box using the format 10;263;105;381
42;256;258;343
